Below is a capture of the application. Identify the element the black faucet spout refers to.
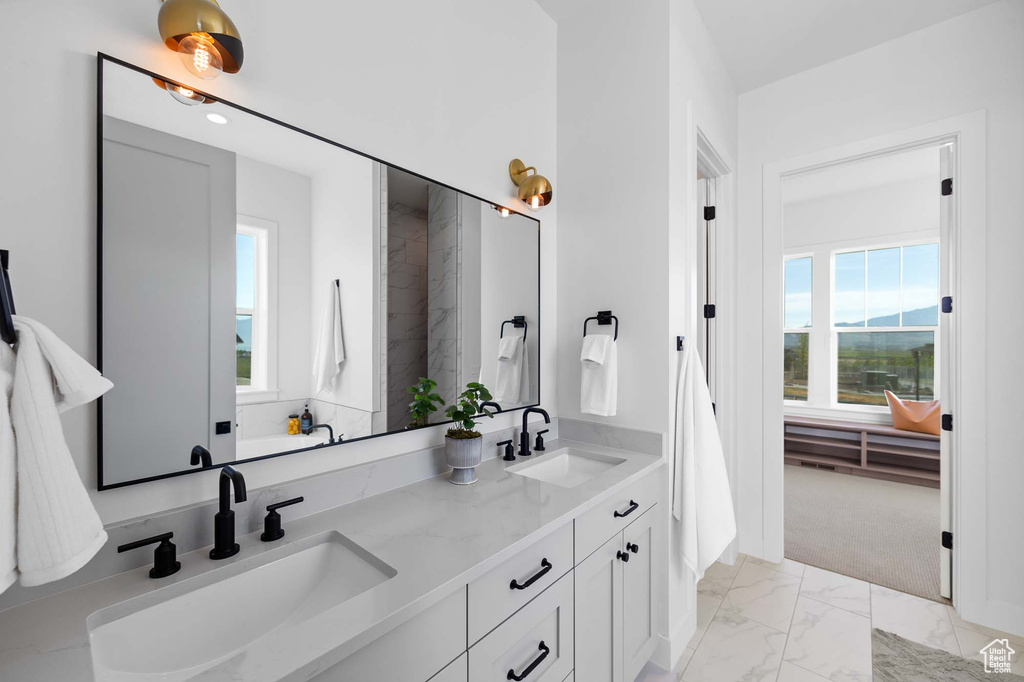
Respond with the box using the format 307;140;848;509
308;423;334;444
211;466;247;560
519;407;551;457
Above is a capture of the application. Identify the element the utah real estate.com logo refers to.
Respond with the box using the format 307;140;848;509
980;639;1015;675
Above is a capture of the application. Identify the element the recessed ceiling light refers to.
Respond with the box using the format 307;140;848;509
206;113;230;125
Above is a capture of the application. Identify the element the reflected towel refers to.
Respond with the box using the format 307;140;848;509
8;316;112;589
497;335;520;360
0;344;15;593
580;335;617;416
671;343;736;579
494;336;524;404
313;281;346;397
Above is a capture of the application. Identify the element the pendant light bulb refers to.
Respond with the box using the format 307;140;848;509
164;81;206;105
178;34;223;80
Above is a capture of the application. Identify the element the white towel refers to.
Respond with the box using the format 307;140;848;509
671;344;736;579
8;316;112;589
580;334;611;365
580;335;617;416
313;282;346;397
494;336;523;404
0;343;15;593
497;335;520;360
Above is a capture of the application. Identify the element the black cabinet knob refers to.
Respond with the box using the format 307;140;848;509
627;542;639;554
262;497;304;542
118;532;181;579
617;550;630;563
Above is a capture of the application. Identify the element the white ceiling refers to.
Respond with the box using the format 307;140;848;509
783;145;939;204
692;0;1002;92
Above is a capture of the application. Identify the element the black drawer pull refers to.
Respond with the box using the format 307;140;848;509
614;500;639;518
507;641;550;681
627;542;639;554
510;559;552;591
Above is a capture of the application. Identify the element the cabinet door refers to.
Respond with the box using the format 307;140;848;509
430;652;468;682
622;507;658;682
574;533;623;682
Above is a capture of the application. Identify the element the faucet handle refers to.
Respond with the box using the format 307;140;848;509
262;497;304;542
534;429;549;452
497;439;515;461
118;532;181;579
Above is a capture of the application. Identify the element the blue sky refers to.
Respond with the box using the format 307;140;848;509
236;233;255;309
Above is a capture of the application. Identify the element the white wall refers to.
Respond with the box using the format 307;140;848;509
736;0;1024;631
555;0;738;665
310;158;378;411
235;156;313;402
0;0;556;523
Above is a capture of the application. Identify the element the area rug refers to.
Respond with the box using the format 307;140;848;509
873;628;1023;681
784;464;946;603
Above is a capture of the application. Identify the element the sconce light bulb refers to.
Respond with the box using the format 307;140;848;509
178;34;223;80
500;208;510;218
531;196;540;210
164;81;206;106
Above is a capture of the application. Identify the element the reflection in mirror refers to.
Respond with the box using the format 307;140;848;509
98;58;540;488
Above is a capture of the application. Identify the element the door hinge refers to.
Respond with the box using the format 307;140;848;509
703;206;716;221
941;296;953;313
942;531;953;550
941;414;953;432
941;178;953;196
703;304;716;319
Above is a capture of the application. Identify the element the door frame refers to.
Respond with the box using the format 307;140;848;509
760;111;986;619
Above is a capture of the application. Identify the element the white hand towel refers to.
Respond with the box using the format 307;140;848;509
9;316;112;588
580;335;617;416
0;343;15;593
494;336;523;404
580;334;611;365
313;282;346;397
671;344;736;579
497;335;520;360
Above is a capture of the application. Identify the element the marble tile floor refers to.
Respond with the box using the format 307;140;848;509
636;554;1024;682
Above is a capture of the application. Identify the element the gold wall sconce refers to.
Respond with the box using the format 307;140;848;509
509;159;553;211
158;0;244;81
493;205;513;219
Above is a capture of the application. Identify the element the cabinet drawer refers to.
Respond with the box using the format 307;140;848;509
429;652;468;682
469;573;573;682
312;587;466;682
468;522;573;644
575;467;662;563
563;673;574;682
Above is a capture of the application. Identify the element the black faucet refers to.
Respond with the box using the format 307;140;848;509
519;407;551;458
190;445;212;468
480;401;502;415
210;466;247;560
308;423;335;444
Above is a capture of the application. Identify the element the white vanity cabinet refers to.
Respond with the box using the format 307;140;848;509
575;505;660;682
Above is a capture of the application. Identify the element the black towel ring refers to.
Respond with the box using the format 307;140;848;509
0;249;17;345
500;315;528;340
583;310;618;341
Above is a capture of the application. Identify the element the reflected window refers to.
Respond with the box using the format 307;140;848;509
236;224;269;391
783;256;812;401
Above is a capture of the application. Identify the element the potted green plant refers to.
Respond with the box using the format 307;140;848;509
406;377;445;429
443;382;495;485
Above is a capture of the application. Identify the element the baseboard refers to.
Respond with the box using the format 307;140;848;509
653;606;696;672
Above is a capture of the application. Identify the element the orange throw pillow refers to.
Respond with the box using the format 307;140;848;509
884;390;940;436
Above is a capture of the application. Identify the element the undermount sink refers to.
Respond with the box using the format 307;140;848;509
87;531;395;681
509;447;626;488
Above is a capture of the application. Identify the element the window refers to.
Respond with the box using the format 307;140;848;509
784;256;812;401
236;221;270;392
832;244;938;406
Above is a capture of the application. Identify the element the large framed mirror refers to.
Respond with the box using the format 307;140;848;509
97;55;540;489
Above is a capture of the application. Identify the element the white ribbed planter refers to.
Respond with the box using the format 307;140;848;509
445;435;483;485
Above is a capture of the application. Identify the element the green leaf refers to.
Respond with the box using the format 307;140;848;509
463;419;474;430
467;382;483;389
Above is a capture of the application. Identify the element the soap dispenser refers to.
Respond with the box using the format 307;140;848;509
300;404;313;434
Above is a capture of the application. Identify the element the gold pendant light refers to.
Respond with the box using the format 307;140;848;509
509;159;553;211
158;0;244;77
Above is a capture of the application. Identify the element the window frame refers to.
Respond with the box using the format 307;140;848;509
235;215;279;403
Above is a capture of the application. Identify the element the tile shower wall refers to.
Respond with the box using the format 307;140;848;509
427;185;461;405
387;201;429;430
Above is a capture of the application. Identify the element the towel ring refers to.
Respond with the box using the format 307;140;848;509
500;315;528;340
583;310;618;341
0;249;17;345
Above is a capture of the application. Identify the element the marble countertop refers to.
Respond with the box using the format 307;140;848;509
0;439;663;682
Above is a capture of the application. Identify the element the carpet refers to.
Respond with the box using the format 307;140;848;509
873;629;1024;681
785;464;946;603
